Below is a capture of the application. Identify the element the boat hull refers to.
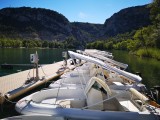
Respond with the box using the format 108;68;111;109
16;105;159;120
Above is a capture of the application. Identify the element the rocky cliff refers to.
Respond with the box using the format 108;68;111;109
0;5;151;42
0;7;103;42
0;7;72;40
104;5;151;36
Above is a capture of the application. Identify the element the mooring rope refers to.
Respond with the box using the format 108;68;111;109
40;65;47;77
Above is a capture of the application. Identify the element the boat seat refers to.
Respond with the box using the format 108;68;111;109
119;100;139;112
103;97;126;111
57;98;86;108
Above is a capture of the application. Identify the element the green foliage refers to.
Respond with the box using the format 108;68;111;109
152;23;160;48
87;32;134;50
42;41;49;48
149;0;160;25
86;41;104;50
113;40;128;50
127;39;141;51
147;0;160;49
104;41;113;50
95;41;104;49
63;36;82;49
0;36;82;49
0;38;22;48
136;48;160;60
133;26;156;48
22;40;39;48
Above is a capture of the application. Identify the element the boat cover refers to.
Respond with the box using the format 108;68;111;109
68;51;142;83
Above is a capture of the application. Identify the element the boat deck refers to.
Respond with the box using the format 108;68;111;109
0;60;77;104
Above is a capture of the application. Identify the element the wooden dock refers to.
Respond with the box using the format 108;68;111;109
0;60;76;104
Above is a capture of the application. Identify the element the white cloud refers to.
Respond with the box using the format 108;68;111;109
78;12;88;19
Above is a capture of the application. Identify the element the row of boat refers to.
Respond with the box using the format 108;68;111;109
4;50;160;120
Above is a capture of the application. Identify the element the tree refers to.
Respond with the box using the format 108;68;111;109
133;26;155;49
34;40;42;47
104;41;113;50
152;23;160;48
0;40;2;47
149;0;160;26
14;39;22;48
127;39;141;51
42;41;49;48
95;41;104;49
64;36;79;49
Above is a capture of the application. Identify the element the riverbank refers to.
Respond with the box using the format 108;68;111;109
134;48;160;61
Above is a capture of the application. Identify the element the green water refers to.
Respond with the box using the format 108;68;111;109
111;50;160;88
0;48;65;77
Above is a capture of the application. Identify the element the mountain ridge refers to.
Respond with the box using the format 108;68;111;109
0;5;151;42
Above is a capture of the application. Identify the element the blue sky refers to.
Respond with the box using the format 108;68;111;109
0;0;152;24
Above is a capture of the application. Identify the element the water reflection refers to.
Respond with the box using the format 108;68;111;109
111;50;160;88
0;48;64;77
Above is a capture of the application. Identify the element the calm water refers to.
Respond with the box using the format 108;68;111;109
111;50;160;88
0;48;65;76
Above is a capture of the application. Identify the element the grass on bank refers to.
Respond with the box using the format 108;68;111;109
136;48;160;60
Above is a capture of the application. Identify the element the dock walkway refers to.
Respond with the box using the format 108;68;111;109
0;60;76;104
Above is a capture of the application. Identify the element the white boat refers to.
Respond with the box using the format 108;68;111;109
84;49;114;59
49;51;145;91
84;50;128;69
15;77;160;120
